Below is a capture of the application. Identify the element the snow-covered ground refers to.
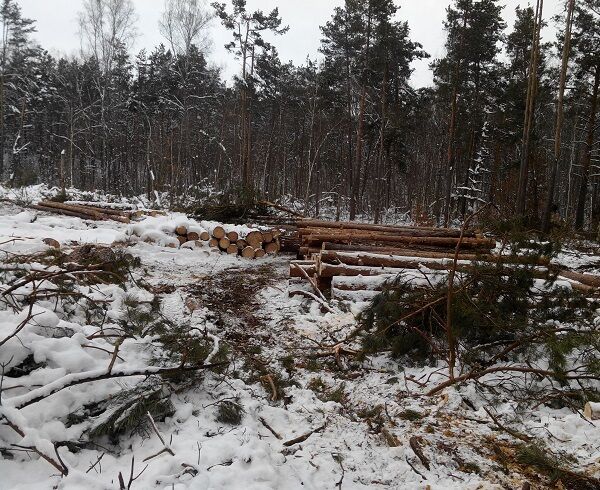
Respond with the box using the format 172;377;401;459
1;198;600;490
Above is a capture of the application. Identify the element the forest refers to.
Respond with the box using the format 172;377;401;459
0;0;597;231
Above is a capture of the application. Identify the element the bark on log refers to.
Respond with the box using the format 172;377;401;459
556;269;600;288
297;219;476;238
321;243;549;265
304;233;494;250
31;204;100;221
289;262;317;277
43;201;131;224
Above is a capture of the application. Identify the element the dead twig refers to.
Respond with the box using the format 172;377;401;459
282;424;326;447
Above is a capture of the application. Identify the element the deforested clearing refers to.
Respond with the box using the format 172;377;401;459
2;0;600;488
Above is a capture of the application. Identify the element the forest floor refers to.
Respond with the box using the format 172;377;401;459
1;190;600;489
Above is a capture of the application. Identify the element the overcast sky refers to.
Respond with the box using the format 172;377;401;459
20;0;564;87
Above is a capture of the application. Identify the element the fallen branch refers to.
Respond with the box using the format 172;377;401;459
282;424;326;447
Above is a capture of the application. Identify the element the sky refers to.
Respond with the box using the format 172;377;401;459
19;0;565;88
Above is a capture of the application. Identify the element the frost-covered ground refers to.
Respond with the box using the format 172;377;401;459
1;197;600;490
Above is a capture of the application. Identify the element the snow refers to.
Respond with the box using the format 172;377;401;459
1;192;600;489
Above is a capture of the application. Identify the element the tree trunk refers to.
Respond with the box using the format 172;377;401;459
516;0;544;217
575;65;600;230
542;0;574;233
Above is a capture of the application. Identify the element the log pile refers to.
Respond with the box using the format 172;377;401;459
193;224;282;259
133;222;282;259
29;200;170;223
287;219;600;299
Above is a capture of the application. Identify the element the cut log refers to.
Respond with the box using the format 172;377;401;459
208;238;219;248
242;246;256;259
304;233;495;250
255;249;266;258
226;244;238;255
264;242;279;254
246;230;263;248
175;225;188;236
187;231;200;241
236;239;248;250
289;262;317;277
177;236;187;246
212;226;226;240
261;231;274;243
218;237;231;250
320;243;549;265
227;231;239;242
199;231;211;241
297;219;476;238
556;269;600;288
39;201;130;223
31;204;98;221
584;402;600;420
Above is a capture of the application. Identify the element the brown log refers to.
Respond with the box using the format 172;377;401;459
242;246;256;259
31;204;99;221
296;219;475;238
318;262;550;279
255;249;266;258
264;242;279;254
199;231;211;241
227;231;239;242
236;239;248;249
175;225;188;236
187;232;200;241
208;238;219;248
40;201;131;224
289;262;317;277
226;244;238;255
246;230;263;248
212;226;226;240
557;269;600;288
218;237;231;250
262;231;274;243
298;226;477;239
177;236;187;246
304;233;495;250
320;243;549;265
320;251;548;269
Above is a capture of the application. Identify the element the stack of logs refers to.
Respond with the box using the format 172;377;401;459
174;224;281;259
289;219;600;298
30;200;147;223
